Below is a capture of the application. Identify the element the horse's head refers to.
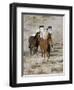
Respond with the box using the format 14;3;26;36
35;32;40;40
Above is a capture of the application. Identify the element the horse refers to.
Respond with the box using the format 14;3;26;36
28;32;40;55
38;31;52;59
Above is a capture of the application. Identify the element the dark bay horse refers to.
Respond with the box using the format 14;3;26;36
28;32;40;55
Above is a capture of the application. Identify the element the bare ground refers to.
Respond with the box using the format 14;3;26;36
23;43;63;75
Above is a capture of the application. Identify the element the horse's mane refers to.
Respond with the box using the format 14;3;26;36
34;32;40;39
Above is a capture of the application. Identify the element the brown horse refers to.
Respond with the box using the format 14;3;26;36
38;32;52;59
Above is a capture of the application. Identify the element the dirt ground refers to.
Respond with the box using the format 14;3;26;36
23;43;63;75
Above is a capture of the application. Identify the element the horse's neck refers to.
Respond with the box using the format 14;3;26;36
40;31;48;39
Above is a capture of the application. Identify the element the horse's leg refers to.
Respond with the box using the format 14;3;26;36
48;44;50;58
33;47;36;55
44;52;45;59
46;51;48;60
30;48;32;55
41;51;44;57
47;51;49;60
41;48;43;57
43;51;48;62
42;51;45;62
44;50;46;60
35;47;38;54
